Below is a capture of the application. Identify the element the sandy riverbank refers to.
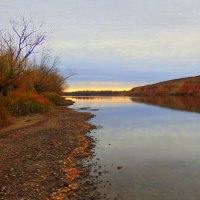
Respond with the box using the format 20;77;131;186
0;103;99;199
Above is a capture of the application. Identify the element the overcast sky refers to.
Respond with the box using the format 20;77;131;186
1;0;200;90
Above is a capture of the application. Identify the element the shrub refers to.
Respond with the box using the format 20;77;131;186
10;99;47;115
8;92;50;116
41;92;67;106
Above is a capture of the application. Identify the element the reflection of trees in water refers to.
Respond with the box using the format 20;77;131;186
131;96;200;113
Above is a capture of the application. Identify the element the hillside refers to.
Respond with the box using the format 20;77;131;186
128;76;200;96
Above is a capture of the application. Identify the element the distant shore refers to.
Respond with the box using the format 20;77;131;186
0;101;99;199
62;90;127;97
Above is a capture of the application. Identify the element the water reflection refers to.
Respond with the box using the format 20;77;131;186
131;96;200;113
67;95;200;113
66;96;134;108
69;96;200;200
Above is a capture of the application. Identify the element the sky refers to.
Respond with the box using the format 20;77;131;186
0;0;200;91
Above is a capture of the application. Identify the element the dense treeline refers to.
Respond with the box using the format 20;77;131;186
0;17;67;128
63;90;127;96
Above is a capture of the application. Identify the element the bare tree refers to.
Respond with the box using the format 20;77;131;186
0;16;46;96
32;54;77;93
0;16;46;63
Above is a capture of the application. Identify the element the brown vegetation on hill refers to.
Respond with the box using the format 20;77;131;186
128;76;200;96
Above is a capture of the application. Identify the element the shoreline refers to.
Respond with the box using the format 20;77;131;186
0;102;99;199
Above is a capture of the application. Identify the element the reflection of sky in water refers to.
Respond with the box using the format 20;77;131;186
67;96;134;108
70;97;200;200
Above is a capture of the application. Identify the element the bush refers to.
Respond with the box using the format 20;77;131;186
10;99;47;115
42;92;67;106
7;92;50;116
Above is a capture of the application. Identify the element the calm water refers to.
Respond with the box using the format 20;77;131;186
69;96;200;200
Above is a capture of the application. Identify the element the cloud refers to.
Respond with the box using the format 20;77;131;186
51;26;200;64
1;0;200;89
2;0;200;64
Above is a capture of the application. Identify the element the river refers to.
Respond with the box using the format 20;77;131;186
69;96;200;200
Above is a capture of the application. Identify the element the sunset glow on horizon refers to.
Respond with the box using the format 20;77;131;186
65;81;146;92
66;87;130;92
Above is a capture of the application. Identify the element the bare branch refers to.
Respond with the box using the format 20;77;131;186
1;16;47;64
0;16;47;96
63;72;78;81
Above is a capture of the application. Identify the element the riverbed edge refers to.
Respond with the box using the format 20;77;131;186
0;100;98;199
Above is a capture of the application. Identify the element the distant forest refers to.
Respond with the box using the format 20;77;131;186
63;90;127;96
